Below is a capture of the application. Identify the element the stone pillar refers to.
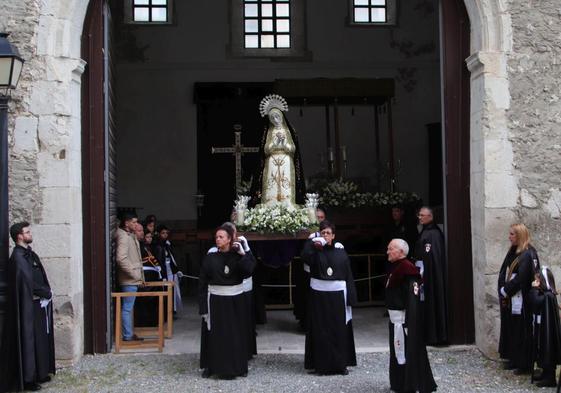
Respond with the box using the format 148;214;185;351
467;51;517;357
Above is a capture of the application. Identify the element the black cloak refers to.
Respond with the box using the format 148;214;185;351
0;245;55;392
249;110;306;206
385;258;437;393
501;246;539;371
529;287;561;371
301;240;357;374
413;222;447;345
198;250;256;378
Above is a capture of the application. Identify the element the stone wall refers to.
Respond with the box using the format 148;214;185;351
0;0;89;364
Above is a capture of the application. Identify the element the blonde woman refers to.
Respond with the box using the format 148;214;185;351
498;223;540;374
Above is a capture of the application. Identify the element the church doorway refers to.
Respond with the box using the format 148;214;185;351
81;0;473;354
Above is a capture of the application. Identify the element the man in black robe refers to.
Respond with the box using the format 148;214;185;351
302;221;357;375
0;222;55;392
413;206;448;345
386;238;437;393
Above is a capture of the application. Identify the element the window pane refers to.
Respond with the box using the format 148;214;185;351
371;8;386;22
354;7;369;22
152;0;167;5
133;8;149;21
245;35;259;48
276;3;290;17
277;34;290;48
134;0;149;4
245;4;258;16
354;0;369;5
262;19;274;32
261;4;273;17
261;0;272;2
277;19;290;32
261;34;275;48
152;7;167;22
245;19;258;33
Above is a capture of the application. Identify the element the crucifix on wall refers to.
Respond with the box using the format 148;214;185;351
211;124;260;193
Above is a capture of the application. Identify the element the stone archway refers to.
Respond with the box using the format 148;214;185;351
3;0;513;362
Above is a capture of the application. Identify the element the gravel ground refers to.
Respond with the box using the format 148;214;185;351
41;348;550;393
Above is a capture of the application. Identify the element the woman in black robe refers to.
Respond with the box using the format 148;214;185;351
199;225;256;379
302;220;357;375
134;231;163;327
498;223;540;374
529;267;561;387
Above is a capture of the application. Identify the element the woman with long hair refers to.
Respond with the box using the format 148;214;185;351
199;225;256;379
498;223;540;374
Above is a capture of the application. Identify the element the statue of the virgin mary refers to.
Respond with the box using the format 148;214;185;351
250;94;306;209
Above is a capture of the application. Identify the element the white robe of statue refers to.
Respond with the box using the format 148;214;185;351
261;108;297;208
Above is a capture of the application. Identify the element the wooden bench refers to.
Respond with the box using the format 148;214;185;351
112;290;167;353
134;281;175;339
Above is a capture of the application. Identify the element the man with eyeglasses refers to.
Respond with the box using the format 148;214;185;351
413;206;448;346
0;222;55;392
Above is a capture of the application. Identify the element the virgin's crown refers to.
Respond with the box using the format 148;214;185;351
259;94;289;117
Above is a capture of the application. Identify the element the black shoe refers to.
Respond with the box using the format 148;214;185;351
340;368;349;375
201;369;211;378
38;376;51;383
502;362;516;370
513;368;531;375
24;383;42;391
536;379;557;387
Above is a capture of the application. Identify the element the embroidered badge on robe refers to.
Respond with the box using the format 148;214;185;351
224;265;230;274
327;267;333;276
425;243;431;253
413;282;419;296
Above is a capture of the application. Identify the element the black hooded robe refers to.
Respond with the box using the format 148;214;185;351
498;246;517;360
502;247;539;371
386;258;437;393
529;287;561;375
302;240;357;374
199;250;256;378
0;245;55;392
413;223;447;345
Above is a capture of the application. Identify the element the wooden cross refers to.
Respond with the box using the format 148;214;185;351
211;125;260;193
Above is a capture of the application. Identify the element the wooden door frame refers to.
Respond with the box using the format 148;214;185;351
80;0;476;351
82;0;109;354
441;0;475;344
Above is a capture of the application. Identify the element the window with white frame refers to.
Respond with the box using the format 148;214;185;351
230;0;308;58
243;0;291;49
126;0;172;24
349;0;397;25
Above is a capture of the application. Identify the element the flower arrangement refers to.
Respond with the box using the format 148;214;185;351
314;178;420;208
239;204;313;234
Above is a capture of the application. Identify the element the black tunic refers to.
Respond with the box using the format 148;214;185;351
529;287;561;372
501;246;539;370
0;245;55;392
302;240;357;374
413;223;447;345
135;243;164;327
198;250;256;377
497;246;517;360
385;258;437;393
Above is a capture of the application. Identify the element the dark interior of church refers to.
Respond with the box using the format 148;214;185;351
106;0;443;306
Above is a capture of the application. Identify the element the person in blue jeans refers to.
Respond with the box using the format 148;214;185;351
115;213;145;341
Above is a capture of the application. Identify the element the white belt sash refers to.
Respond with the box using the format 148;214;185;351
205;283;245;331
39;297;52;334
310;278;352;324
242;277;253;292
389;309;406;365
